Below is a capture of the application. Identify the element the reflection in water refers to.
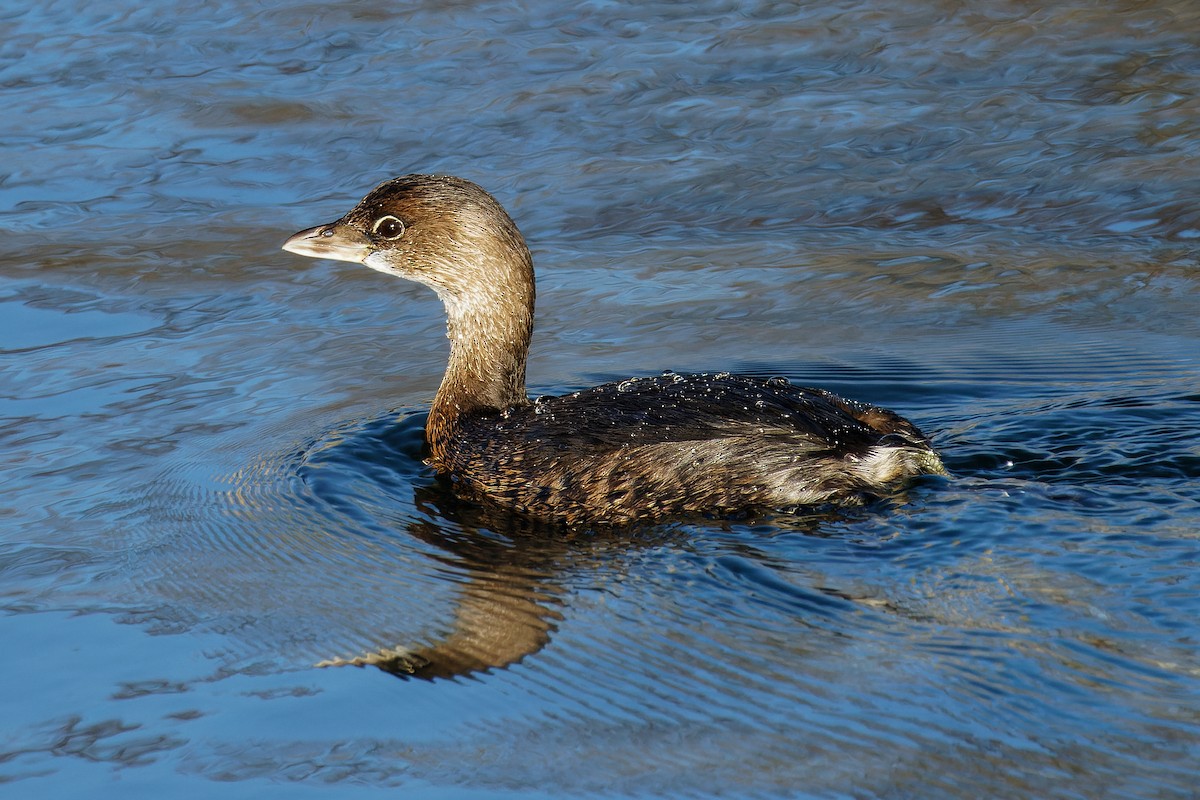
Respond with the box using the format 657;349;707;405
314;486;567;680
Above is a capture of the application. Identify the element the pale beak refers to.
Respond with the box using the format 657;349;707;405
282;222;372;264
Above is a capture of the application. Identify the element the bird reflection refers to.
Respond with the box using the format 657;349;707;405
315;477;675;681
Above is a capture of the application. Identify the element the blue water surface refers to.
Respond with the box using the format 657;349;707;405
2;1;1199;797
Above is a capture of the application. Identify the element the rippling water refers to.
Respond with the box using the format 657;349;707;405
3;1;1199;797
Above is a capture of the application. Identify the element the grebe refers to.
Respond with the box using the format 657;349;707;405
282;175;945;523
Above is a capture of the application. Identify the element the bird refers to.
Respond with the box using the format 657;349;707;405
282;174;945;524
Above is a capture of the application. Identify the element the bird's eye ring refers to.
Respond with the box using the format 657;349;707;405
372;215;406;240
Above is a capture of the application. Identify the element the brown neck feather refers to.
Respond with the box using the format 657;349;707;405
425;251;534;461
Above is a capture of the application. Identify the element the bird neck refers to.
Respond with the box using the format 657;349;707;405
427;270;534;452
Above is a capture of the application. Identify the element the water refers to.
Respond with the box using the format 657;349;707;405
3;0;1199;796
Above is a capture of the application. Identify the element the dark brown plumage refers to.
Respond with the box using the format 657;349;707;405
283;175;945;523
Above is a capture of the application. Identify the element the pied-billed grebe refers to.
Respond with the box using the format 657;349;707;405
283;175;945;523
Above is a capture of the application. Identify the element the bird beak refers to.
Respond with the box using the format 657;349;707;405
282;222;372;264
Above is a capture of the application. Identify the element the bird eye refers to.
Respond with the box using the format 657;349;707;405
372;215;405;240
